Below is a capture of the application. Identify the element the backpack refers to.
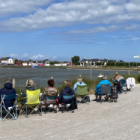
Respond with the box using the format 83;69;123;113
111;86;118;99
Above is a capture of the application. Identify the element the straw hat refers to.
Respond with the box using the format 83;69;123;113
115;72;118;75
98;73;103;78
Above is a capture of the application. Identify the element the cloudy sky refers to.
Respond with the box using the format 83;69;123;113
0;0;140;61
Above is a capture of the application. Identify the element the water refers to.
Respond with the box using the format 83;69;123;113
0;68;138;88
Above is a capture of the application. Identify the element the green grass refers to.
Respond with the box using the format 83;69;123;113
1;73;140;96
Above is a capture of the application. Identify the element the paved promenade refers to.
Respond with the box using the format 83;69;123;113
0;85;140;140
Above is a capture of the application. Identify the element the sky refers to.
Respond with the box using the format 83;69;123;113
0;0;140;62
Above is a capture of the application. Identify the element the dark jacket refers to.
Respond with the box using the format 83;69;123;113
58;87;74;103
0;83;16;107
21;86;36;105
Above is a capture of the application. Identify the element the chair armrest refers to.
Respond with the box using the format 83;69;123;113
93;88;96;91
19;97;27;101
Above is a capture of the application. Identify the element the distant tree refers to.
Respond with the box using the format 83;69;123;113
14;59;18;64
72;56;80;65
92;62;94;65
107;62;110;66
21;61;23;64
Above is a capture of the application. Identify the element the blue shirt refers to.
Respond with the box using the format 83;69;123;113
73;81;85;94
96;80;111;95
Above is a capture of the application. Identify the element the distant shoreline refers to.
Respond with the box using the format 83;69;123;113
0;65;140;71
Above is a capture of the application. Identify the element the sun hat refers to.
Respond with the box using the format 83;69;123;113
77;74;82;82
98;73;104;78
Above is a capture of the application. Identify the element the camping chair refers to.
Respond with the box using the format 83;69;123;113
76;84;89;105
19;89;42;118
118;79;127;94
0;93;17;122
44;95;57;114
100;84;111;103
61;95;74;113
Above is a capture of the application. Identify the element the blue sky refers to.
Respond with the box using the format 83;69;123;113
0;0;140;62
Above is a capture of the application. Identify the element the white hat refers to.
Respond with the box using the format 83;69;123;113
98;73;103;78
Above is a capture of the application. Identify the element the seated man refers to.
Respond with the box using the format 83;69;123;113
73;75;85;94
95;75;111;100
0;79;16;107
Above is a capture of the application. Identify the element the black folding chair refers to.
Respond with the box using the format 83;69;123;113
100;84;111;103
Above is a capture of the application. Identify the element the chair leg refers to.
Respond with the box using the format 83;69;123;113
26;105;28;118
40;106;42;116
0;105;2;122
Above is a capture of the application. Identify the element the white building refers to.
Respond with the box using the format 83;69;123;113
7;57;14;64
54;63;67;66
80;58;108;66
1;57;14;65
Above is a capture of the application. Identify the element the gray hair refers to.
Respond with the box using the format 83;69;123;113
102;75;107;80
5;79;12;84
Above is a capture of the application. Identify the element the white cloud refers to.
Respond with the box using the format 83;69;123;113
0;0;52;17
31;54;44;59
64;24;140;34
130;37;140;41
21;53;28;58
10;53;18;57
0;0;140;32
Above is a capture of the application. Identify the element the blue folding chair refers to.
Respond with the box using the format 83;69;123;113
118;79;127;94
61;95;74;113
45;95;57;113
0;93;17;122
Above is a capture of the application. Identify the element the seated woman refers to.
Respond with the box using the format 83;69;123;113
111;72;124;93
73;75;85;94
58;80;74;104
95;75;111;100
0;79;16;107
20;79;37;107
41;78;58;106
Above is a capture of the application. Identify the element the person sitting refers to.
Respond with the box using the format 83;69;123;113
20;79;37;107
95;75;111;100
0;79;17;107
111;72;124;84
111;72;124;93
41;78;58;106
73;75;85;94
58;80;74;104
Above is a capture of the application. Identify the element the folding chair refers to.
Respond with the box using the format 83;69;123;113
76;84;89;105
61;95;74;113
19;89;42;118
119;79;127;94
44;95;57;114
0;93;17;122
100;84;111;103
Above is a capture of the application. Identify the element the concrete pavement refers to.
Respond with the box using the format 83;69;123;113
0;85;140;140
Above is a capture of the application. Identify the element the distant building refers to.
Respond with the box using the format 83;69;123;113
37;60;45;66
80;58;108;66
1;57;14;65
44;59;50;66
